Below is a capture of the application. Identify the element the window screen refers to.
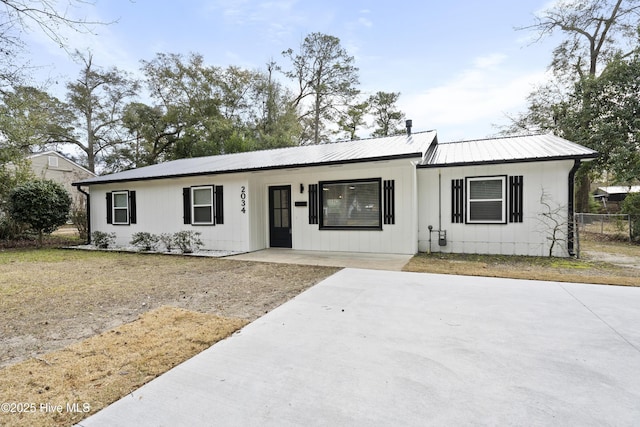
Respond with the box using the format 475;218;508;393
112;191;129;224
192;187;213;224
466;177;506;223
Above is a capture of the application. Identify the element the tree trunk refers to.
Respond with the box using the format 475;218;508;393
575;168;591;213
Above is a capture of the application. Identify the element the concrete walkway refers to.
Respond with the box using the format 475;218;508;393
77;269;640;426
227;248;413;271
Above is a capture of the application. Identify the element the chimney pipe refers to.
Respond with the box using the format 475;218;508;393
405;119;413;136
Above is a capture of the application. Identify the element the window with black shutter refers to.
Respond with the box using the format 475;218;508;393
106;190;135;225
183;185;224;225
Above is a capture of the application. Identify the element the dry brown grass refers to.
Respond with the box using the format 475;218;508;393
0;249;338;368
0;306;246;427
0;249;336;426
404;236;640;287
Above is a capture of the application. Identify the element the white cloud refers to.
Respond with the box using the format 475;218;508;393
473;53;507;69
399;53;549;140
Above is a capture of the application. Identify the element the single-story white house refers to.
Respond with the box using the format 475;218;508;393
73;129;597;257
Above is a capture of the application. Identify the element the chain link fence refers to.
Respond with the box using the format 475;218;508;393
574;213;632;257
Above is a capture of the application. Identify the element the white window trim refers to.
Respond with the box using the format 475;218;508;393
466;176;507;224
191;186;214;225
112;191;130;225
48;155;58;167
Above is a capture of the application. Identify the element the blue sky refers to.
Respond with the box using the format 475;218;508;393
23;0;560;141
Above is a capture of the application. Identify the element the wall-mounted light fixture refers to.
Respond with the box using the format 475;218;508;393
300;183;304;194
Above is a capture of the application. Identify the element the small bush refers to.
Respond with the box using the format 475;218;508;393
173;230;203;254
0;215;27;240
621;193;640;242
158;233;175;252
92;231;116;249
70;208;88;241
130;232;159;251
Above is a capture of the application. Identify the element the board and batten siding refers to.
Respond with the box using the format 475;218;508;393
417;160;574;257
89;157;419;254
249;158;418;254
90;175;251;252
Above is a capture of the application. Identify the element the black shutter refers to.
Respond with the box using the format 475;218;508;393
106;192;113;224
451;179;464;223
383;180;395;225
509;176;524;223
129;191;137;224
215;185;224;225
308;184;318;224
183;188;191;224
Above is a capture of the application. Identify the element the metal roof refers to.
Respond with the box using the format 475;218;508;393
595;186;640;195
420;134;598;168
75;131;437;186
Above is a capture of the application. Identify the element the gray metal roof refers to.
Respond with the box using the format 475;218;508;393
75;131;437;186
420;134;598;168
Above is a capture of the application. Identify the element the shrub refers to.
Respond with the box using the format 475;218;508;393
173;230;203;253
158;233;175;252
70;208;88;241
8;179;71;246
130;232;159;251
621;192;640;242
92;231;116;249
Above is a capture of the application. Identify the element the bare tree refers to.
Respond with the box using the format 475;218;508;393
49;51;139;172
1;0;110;89
520;0;640;80
538;188;569;257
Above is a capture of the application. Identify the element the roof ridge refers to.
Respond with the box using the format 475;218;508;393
440;133;548;144
162;130;439;161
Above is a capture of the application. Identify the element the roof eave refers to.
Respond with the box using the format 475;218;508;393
72;151;425;187
417;153;599;169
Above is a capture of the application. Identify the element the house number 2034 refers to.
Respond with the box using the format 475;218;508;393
240;186;247;213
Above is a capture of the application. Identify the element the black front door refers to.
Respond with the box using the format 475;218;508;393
269;185;292;248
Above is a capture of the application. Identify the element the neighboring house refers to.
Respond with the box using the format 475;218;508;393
28;151;96;209
73;131;597;257
593;186;640;212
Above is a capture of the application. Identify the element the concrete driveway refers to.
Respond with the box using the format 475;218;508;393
77;269;640;426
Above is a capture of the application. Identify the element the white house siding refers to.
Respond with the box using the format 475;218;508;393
90;175;251;252
248;158;419;254
417;160;575;257
89;157;419;254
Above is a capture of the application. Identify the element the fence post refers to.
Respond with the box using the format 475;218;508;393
574;213;580;259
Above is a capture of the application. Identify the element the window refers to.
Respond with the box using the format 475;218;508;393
192;186;213;225
106;191;136;225
48;156;58;167
320;179;381;229
466;176;506;223
182;185;224;225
